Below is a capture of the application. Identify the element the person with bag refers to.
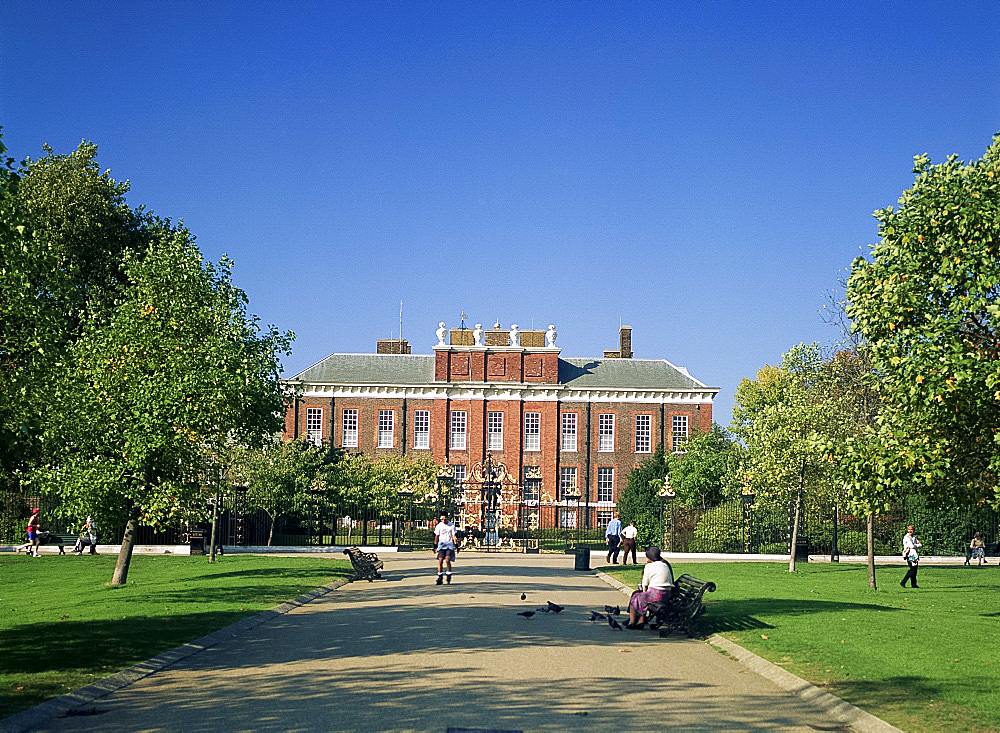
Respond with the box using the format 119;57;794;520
901;524;922;588
25;508;42;557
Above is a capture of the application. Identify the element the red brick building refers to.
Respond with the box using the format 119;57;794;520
283;323;718;530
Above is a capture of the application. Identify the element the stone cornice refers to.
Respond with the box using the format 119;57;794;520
286;381;717;404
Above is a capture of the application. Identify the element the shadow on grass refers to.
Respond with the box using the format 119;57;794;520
180;566;353;583
0;611;251;719
699;597;900;635
823;675;988;731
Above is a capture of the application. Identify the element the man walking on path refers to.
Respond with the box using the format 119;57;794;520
901;524;921;588
434;512;457;584
621;520;638;564
605;514;622;564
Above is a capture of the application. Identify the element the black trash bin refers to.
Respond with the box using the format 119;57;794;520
574;546;591;571
188;529;206;555
794;536;809;563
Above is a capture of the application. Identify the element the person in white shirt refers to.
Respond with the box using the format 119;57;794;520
433;512;457;585
901;524;922;588
627;546;674;629
620;521;639;564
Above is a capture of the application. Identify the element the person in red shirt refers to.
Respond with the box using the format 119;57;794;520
26;508;42;557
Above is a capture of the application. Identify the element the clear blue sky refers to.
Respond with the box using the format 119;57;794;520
3;2;999;426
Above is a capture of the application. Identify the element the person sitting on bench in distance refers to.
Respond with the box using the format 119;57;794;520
73;516;98;555
627;546;674;629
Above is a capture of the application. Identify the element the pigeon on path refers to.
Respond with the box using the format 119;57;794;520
546;601;564;613
589;611;605;623
520;593;526;600
605;605;621;616
608;616;623;630
517;611;536;618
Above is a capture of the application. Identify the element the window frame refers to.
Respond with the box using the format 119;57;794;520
377;409;394;449
523;411;541;452
413;409;430;449
561;412;577;452
596;466;615;503
487;411;504;451
671;414;689;453
306;407;323;446
341;408;358;448
559;466;578;501
598;413;615;452
634;414;652;453
450;410;467;450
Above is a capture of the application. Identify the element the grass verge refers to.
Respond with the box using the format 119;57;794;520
0;553;352;719
604;561;1000;733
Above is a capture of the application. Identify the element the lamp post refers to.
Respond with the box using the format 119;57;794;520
564;490;582;550
480;455;502;548
742;491;756;553
831;504;840;563
655;476;675;551
397;487;414;551
232;484;248;547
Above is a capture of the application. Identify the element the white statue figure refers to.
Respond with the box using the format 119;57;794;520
509;324;520;347
435;322;447;346
546;324;557;347
473;323;484;346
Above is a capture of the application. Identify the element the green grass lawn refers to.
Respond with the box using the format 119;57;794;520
605;561;1000;733
0;553;352;719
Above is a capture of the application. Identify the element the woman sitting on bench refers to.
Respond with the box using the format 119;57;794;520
970;532;988;566
627;546;674;630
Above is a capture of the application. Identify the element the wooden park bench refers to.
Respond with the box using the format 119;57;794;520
645;573;717;637
17;532;85;555
343;546;383;581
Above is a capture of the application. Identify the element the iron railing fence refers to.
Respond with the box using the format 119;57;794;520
663;495;999;557
4;488;997;555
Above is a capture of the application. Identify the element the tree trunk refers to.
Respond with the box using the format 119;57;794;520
867;512;877;590
209;487;220;563
111;504;139;586
268;514;277;546
788;459;805;573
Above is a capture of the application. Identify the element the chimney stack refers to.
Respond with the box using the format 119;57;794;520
619;325;632;359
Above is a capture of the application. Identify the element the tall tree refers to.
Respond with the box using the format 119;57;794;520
230;440;341;546
1;141;150;490
618;447;669;548
732;344;843;571
666;424;739;510
35;228;291;584
846;135;1000;510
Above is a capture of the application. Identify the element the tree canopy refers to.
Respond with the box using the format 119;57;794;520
5;140;294;584
846;134;1000;509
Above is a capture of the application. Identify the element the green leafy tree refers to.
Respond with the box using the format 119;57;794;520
618;447;669;548
1;140;150;492
732;344;845;571
666;423;739;509
334;453;438;512
230;440;341;546
34;228;291;584
846;135;1000;510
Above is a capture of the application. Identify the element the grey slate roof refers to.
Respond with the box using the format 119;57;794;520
558;357;708;390
290;353;713;391
290;354;436;384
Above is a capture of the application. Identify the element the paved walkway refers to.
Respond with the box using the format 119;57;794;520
27;553;853;732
